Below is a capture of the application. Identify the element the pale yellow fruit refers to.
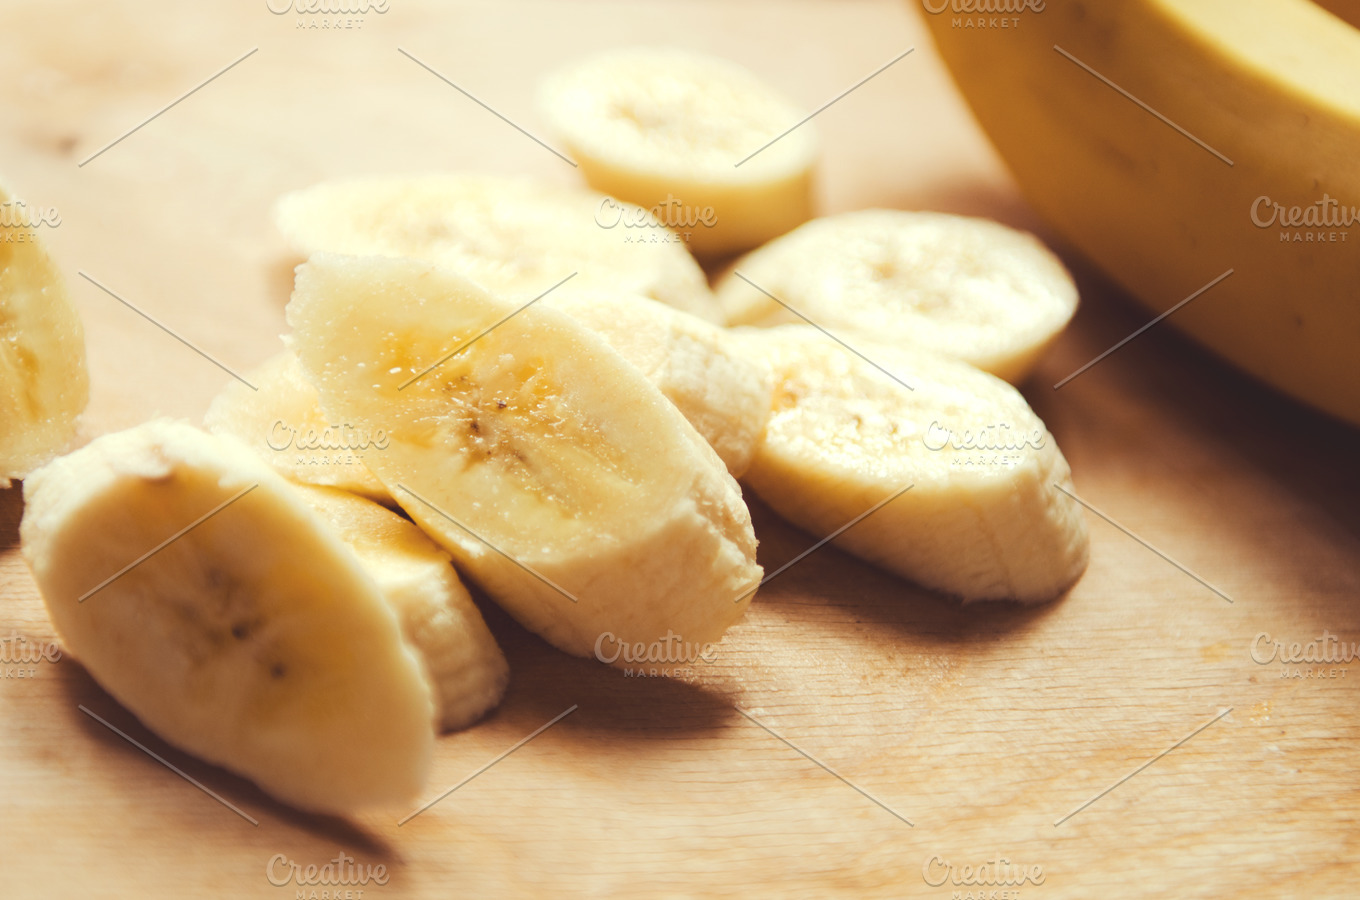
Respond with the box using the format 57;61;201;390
715;210;1079;384
20;420;434;814
539;47;817;258
273;172;722;322
287;254;762;664
0;181;89;483
739;326;1088;603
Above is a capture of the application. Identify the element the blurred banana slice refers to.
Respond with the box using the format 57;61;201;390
548;291;773;478
273;172;722;322
20;420;434;814
739;325;1089;603
287;254;762;663
716;210;1080;383
205;350;390;502
0;181;89;484
538;47;817;258
296;484;509;733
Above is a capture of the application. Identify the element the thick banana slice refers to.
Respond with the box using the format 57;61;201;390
739;326;1088;603
205;350;390;502
295;484;509;732
287;254;762;663
538;47;817;258
273;173;722;322
0;182;89;484
548;290;773;478
20;420;434;814
716;210;1080;383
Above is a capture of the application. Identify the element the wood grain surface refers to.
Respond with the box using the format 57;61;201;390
2;2;1358;897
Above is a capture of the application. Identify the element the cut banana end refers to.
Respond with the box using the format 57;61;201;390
295;483;509;732
273;172;723;323
548;290;773;478
205;350;390;503
286;254;762;664
20;420;435;814
538;47;818;258
738;326;1089;603
0;181;89;484
716;210;1079;384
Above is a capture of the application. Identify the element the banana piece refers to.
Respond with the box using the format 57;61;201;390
0;181;89;484
295;483;509;733
923;0;1360;423
273;173;723;323
548;290;773;478
286;253;762;663
204;350;390;503
738;325;1088;603
538;47;817;258
20;420;434;814
715;210;1079;384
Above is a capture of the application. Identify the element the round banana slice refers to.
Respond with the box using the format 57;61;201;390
538;47;818;258
20;420;435;814
738;326;1089;603
295;484;509;733
273;173;722;322
287;254;762;663
716;210;1080;383
548;290;773;478
205;350;390;503
0;182;89;484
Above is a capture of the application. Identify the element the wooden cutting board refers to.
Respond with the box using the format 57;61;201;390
3;2;1358;897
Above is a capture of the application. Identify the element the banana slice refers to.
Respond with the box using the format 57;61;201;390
716;210;1080;383
205;350;390;503
20;420;434;814
273;173;722;322
538;47;818;258
548;290;773;478
286;254;762;663
738;325;1088;603
0;182;89;484
295;483;509;732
